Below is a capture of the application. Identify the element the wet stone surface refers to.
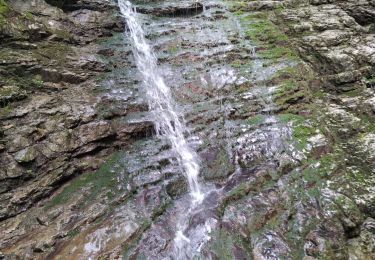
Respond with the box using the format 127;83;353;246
0;0;375;259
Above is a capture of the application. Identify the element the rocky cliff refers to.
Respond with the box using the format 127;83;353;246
0;0;155;221
0;0;374;259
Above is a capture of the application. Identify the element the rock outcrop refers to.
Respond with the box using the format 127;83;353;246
277;0;375;93
0;0;152;222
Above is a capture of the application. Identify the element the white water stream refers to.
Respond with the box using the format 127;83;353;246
118;0;204;204
118;2;211;256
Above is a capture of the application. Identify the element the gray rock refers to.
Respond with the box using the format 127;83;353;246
14;147;38;163
75;121;113;144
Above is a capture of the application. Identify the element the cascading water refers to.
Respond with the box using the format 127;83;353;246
118;0;204;203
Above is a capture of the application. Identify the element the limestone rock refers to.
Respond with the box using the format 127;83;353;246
14;146;38;163
75;121;114;144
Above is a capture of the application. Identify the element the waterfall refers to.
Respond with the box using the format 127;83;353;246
118;0;204;203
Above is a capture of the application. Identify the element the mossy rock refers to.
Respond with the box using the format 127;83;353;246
205;229;251;259
165;176;187;199
246;114;266;125
0;0;10;26
201;146;235;181
45;152;128;209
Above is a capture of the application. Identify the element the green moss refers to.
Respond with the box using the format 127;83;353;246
293;125;315;139
245;20;277;41
230;59;253;69
278;152;343;258
231;59;242;68
312;90;326;99
31;75;44;88
278;113;317;150
0;104;12;117
277;66;299;76
209;229;251;259
228;182;248;198
52;29;74;41
341;88;362;97
237;11;297;63
360;114;375;132
67;228;80;238
168;43;181;54
248;211;288;246
0;0;10;26
292;153;338;199
218;182;251;216
241;12;268;21
272;66;314;113
203;147;235;180
227;1;247;13
246;114;266;125
273;63;313;85
302;165;324;184
274;78;310;110
293;124;316;150
367;77;375;85
234;82;253;94
259;46;296;60
0;0;9;14
45;153;126;208
23;11;34;20
278;113;304;124
36;42;73;66
151;200;172;219
210;230;235;259
234;10;243;16
243;17;289;44
278;80;298;92
334;195;359;214
0;87;14;97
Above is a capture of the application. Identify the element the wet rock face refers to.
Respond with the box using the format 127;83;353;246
0;0;374;259
0;0;149;221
